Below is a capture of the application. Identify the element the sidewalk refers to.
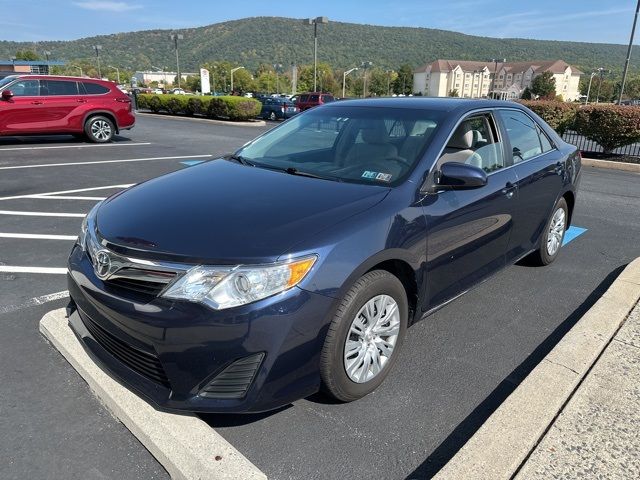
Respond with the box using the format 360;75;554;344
515;301;639;479
434;258;640;480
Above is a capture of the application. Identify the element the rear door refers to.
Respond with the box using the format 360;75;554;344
38;79;82;132
0;78;42;134
496;109;565;261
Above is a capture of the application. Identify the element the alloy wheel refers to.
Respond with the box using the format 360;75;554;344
91;120;112;141
344;294;400;383
546;207;566;256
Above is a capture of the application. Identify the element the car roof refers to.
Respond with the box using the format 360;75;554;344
10;74;113;84
326;97;524;112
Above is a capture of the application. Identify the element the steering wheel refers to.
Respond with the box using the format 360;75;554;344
384;156;412;168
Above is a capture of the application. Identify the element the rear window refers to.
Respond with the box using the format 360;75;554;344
41;80;79;96
81;82;110;95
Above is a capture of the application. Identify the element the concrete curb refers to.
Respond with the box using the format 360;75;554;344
39;309;266;480
136;111;267;127
434;257;640;480
582;158;640;173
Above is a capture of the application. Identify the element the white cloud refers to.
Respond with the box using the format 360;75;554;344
73;1;142;12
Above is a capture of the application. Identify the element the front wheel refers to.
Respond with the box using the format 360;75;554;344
269;111;277;121
84;115;115;143
530;197;568;266
320;270;408;402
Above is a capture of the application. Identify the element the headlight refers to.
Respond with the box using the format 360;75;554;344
77;202;102;250
162;255;317;310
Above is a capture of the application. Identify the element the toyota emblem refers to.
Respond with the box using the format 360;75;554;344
94;250;112;279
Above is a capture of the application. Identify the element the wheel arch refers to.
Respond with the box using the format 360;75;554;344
83;110;119;133
562;190;575;226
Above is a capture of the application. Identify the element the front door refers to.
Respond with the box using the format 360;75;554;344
422;112;518;309
0;79;42;134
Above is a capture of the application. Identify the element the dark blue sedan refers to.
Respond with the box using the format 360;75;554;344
259;97;299;120
67;98;581;413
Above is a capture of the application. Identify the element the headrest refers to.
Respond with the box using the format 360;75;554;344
448;122;474;150
360;120;389;144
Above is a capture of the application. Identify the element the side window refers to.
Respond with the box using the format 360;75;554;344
498;110;545;163
81;82;110;95
385;119;406;138
9;79;40;96
322;95;334;103
41;80;79;96
537;125;554;153
438;113;506;174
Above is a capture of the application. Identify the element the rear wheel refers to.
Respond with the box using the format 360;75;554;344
320;270;408;402
530;197;568;266
269;111;277;121
84;115;115;143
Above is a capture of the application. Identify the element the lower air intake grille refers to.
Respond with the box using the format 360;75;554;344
199;353;264;399
80;311;171;389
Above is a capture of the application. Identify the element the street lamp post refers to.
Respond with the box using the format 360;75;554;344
619;0;640;103
169;33;184;88
93;45;102;78
273;63;282;94
10;56;16;70
385;70;393;96
489;58;505;99
108;65;120;84
230;66;245;94
71;64;83;76
304;16;329;92
585;71;598;105
361;61;372;97
595;67;609;103
43;50;51;74
342;67;358;98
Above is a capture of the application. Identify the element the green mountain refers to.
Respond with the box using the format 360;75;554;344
0;16;632;74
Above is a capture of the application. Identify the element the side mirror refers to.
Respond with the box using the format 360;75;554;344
434;162;487;190
1;90;14;100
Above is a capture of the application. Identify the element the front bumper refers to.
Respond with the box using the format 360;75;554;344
67;244;335;413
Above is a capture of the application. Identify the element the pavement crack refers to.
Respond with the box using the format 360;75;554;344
543;358;580;375
612;338;640;350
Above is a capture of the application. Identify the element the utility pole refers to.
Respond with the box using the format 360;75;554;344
619;0;640;103
595;67;608;103
43;50;51;74
93;45;102;78
109;66;120;84
304;17;329;91
169;33;184;88
342;67;358;98
361;61;372;97
585;71;597;104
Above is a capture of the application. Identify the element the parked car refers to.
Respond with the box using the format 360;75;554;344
0;75;135;142
171;88;186;95
152;88;164;94
67;98;580;413
296;92;335;111
259;97;299;120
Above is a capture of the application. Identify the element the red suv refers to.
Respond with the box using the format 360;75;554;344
295;92;335;111
0;75;135;142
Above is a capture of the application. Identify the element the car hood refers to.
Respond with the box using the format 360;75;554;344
96;158;390;264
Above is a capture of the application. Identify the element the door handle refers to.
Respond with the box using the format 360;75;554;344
76;99;88;103
31;100;44;105
501;182;516;199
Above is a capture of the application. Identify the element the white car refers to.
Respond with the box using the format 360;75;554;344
171;88;186;95
153;88;163;94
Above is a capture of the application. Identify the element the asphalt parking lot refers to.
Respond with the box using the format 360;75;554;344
1;114;638;480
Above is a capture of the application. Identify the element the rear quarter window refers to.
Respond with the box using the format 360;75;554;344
42;80;79;96
81;82;110;95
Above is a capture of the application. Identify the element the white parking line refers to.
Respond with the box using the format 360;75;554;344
0;291;69;315
28;195;106;201
0;233;77;240
0;210;85;218
0;154;213;171
0;142;151;152
0;184;134;201
0;266;67;274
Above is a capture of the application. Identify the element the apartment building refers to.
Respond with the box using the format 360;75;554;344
413;59;582;101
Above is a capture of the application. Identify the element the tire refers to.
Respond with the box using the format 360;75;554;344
84;115;115;143
529;197;568;266
320;270;408;402
269;111;277;121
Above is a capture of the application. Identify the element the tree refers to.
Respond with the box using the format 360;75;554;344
15;49;40;61
393;64;413;95
448;89;459;97
184;75;201;92
530;72;556;99
521;87;532;100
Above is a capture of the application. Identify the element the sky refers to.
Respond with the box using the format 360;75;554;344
1;0;638;44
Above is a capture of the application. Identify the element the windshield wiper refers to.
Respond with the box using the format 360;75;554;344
226;154;255;166
283;167;344;182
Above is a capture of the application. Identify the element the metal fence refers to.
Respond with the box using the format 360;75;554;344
562;130;640;157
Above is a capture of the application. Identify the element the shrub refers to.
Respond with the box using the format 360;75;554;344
137;94;261;121
164;95;189;115
206;96;261;121
574;105;640;154
518;100;577;135
186;96;211;116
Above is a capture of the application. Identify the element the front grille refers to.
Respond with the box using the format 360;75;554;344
199;353;264;399
106;277;167;296
80;310;171;388
104;267;176;298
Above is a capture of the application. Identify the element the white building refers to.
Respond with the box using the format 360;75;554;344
413;59;583;101
134;71;197;87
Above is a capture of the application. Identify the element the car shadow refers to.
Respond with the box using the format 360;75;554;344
0;134;133;146
405;263;627;480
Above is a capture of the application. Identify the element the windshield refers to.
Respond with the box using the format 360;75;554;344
0;76;18;90
236;105;443;186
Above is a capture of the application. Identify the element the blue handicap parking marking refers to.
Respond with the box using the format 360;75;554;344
562;226;587;246
180;160;205;167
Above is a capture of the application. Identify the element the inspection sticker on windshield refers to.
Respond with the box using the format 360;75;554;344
362;171;392;182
